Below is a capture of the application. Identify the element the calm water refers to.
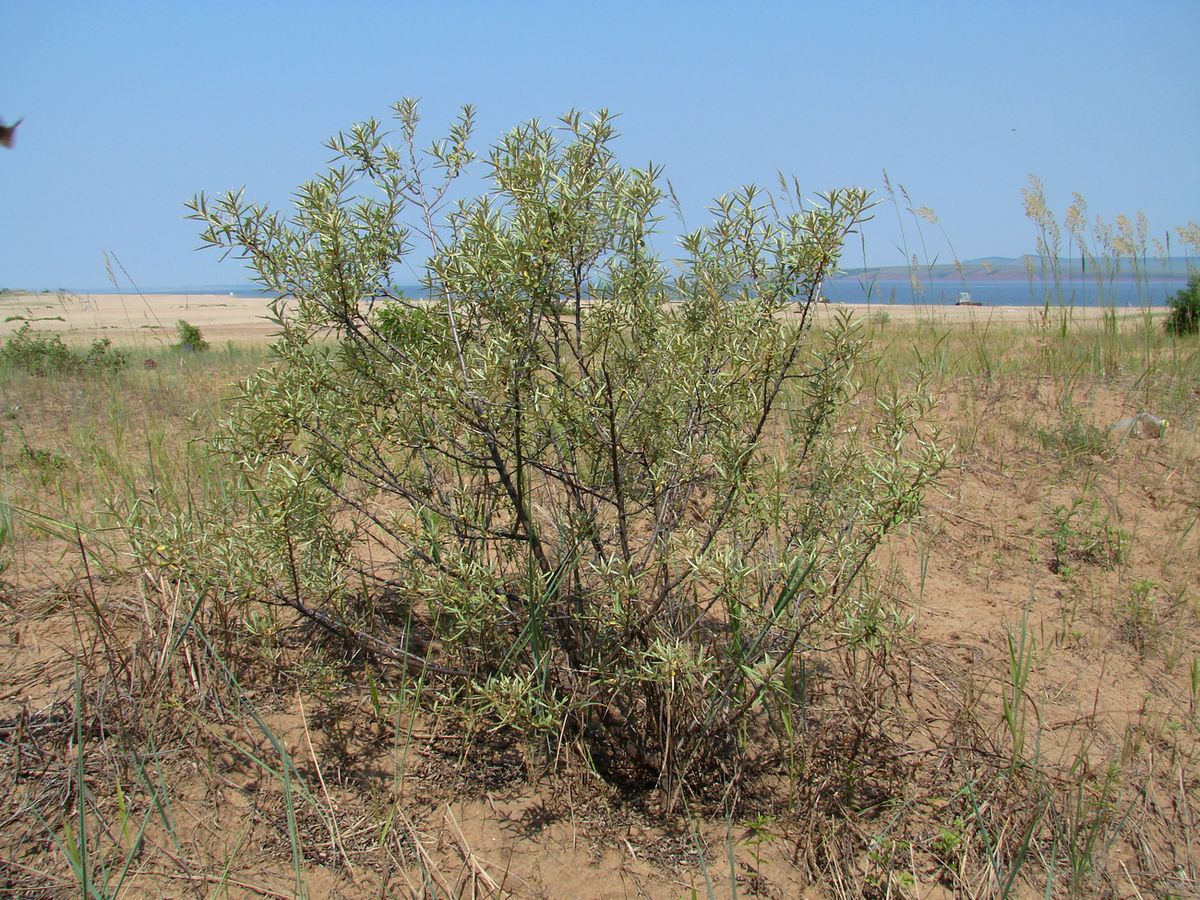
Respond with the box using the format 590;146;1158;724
823;278;1187;307
75;278;1188;308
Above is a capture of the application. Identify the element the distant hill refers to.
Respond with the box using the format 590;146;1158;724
835;256;1194;282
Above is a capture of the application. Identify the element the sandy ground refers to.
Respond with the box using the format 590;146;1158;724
0;291;280;345
0;299;1194;895
0;290;1162;345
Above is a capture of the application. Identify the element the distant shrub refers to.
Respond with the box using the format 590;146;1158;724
1164;274;1199;336
174;319;209;352
0;324;129;376
81;337;130;372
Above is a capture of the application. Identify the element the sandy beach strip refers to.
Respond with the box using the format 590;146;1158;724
0;292;281;345
0;291;1163;346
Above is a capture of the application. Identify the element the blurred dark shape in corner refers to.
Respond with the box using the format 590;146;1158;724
0;118;24;148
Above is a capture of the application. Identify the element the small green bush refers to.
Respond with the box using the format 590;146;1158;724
0;324;129;376
174;319;209;352
178;100;949;804
1164;274;1199;336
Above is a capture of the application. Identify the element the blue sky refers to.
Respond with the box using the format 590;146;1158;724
3;0;1198;290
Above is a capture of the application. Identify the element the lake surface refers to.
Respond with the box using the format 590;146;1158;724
822;278;1187;307
72;277;1189;308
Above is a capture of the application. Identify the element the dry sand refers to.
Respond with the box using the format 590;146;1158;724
0;290;1193;895
0;291;280;345
0;290;1161;345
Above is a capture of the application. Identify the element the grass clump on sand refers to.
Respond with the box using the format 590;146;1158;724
1035;409;1112;462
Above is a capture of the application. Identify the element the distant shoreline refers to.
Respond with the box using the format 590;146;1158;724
7;274;1190;306
0;291;1168;346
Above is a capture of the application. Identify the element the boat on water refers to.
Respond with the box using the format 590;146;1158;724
955;291;982;307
